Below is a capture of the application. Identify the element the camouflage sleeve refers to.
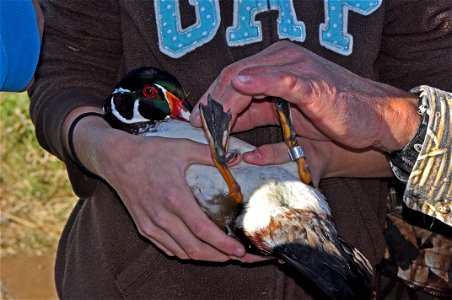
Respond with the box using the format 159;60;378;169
401;86;452;227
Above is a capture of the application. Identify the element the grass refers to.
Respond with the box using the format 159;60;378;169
0;92;77;256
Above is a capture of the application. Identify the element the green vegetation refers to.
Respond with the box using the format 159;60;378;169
0;92;76;256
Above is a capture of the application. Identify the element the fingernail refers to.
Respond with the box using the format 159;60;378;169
226;151;240;166
234;248;245;257
248;150;260;159
252;149;260;157
236;75;252;84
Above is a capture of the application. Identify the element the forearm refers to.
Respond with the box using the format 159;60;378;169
325;149;392;179
29;0;121;160
370;85;420;153
61;106;131;180
301;138;392;183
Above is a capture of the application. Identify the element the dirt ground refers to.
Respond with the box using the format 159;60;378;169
0;255;57;299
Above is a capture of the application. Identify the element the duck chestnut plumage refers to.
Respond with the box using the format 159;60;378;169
102;67;373;300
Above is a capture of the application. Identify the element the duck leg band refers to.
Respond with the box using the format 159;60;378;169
276;98;312;185
288;145;306;161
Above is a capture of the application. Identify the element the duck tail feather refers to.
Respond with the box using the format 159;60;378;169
273;242;373;300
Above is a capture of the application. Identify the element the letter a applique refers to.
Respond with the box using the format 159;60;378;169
227;0;305;46
319;0;382;56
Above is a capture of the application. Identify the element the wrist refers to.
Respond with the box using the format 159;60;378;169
323;145;393;179
95;124;146;181
375;93;420;153
63;107;110;175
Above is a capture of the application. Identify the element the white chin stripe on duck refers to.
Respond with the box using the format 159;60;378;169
110;97;149;124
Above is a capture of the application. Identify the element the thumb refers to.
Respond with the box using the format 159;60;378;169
186;141;215;166
242;142;290;165
190;102;203;128
186;140;243;167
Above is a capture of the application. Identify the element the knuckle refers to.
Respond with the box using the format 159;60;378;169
259;145;276;163
281;73;299;92
164;190;182;210
138;220;158;238
219;65;238;81
215;239;233;254
276;40;293;48
190;218;208;238
178;253;190;260
185;245;203;260
268;145;279;162
163;250;176;257
149;210;170;230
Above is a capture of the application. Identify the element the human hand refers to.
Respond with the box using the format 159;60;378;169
242;138;392;187
63;107;269;263
98;133;244;261
191;41;419;154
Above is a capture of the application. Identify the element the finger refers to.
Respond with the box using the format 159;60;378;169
180;139;241;168
191;64;256;127
162;140;246;259
215;87;255;122
183;140;215;167
163;213;232;262
143;187;231;261
190;68;233;127
232;99;280;132
172;185;246;259
157;172;246;260
194;85;254;130
190;86;249;128
242;142;291;165
148;237;175;257
190;85;215;127
190;107;202;127
198;87;279;134
231;68;310;105
130;204;190;259
182;207;246;259
231;254;275;263
226;150;242;167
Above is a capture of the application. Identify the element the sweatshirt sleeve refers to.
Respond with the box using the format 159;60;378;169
28;0;122;197
376;0;452;91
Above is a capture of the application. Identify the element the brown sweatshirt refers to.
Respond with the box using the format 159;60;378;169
29;0;452;299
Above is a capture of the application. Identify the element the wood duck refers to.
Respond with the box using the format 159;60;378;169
103;67;373;300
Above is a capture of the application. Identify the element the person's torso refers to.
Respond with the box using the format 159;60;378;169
118;0;385;144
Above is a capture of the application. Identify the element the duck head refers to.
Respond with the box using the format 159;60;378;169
103;67;192;134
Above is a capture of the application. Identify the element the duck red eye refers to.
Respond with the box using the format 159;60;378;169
143;86;158;98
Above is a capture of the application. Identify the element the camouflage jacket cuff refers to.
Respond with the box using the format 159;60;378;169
403;86;451;227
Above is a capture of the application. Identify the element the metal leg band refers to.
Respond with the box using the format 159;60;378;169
288;145;305;161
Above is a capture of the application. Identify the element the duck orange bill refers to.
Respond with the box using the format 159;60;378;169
166;91;191;122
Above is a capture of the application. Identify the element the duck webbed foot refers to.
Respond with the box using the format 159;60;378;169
276;98;312;185
200;95;243;204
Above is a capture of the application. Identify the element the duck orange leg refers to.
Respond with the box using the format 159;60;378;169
200;96;243;204
276;98;312;185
